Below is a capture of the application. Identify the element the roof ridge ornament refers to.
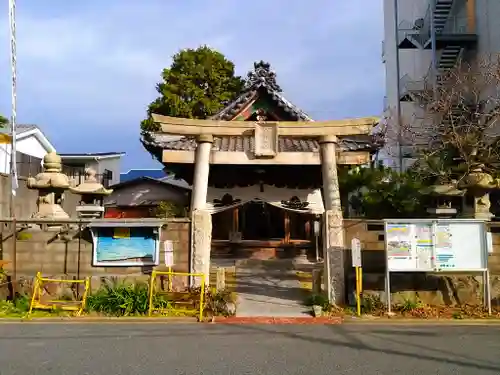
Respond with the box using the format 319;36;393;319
244;61;282;92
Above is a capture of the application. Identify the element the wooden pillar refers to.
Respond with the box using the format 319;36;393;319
232;207;239;232
190;135;213;212
319;135;345;305
305;219;311;240
284;211;291;244
467;0;476;33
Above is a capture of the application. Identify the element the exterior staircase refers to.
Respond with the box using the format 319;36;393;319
433;0;455;35
436;44;463;85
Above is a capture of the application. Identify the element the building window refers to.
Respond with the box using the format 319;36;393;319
102;169;113;187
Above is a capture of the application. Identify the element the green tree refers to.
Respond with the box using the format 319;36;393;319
141;45;245;132
339;165;428;219
0;115;8;128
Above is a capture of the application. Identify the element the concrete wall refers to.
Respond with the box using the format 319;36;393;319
0;219;191;293
2;210;499;306
91;158;121;186
343;219;500;305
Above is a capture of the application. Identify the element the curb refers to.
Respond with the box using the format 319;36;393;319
343;317;500;325
213;316;343;325
0;317;198;324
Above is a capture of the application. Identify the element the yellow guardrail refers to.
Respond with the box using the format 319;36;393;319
28;272;90;317
148;270;205;321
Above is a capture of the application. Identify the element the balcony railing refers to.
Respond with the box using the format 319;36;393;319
440;16;470;35
397;5;431;49
397;20;424;48
398;2;474;49
399;74;431;100
14;155;111;188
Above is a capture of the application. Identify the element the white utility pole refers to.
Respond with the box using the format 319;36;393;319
9;0;18;200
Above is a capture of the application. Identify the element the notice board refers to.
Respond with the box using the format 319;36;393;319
385;219;488;272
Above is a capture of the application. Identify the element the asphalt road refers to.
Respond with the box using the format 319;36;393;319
0;323;499;375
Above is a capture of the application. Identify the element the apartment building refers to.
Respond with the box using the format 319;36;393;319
382;0;500;169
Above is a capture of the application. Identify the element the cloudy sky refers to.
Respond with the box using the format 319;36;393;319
0;0;384;171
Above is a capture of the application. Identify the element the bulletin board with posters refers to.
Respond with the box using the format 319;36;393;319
384;219;491;314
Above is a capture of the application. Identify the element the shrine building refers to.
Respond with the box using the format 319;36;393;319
142;62;381;303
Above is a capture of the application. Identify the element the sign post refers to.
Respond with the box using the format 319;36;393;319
164;240;174;291
351;237;362;316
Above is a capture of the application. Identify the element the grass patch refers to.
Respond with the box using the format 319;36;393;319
0;295;71;318
86;280;237;318
87;282;151;316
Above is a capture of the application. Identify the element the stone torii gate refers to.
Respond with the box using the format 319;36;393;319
152;113;379;304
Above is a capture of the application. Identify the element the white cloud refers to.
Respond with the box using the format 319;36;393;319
0;0;385;168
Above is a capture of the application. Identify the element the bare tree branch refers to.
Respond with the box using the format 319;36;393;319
384;55;500;182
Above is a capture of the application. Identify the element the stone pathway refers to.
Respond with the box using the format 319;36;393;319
234;261;312;317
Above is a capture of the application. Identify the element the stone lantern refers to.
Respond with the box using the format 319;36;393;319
420;180;464;218
26;152;71;219
458;164;500;220
69;168;113;219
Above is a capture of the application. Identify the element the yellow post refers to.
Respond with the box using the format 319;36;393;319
359;267;363;298
199;276;205;322
167;266;172;292
355;267;361;316
79;278;91;316
27;272;41;318
148;271;156;317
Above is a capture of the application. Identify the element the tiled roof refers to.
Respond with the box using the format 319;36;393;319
146;133;378;153
211;61;312;121
120;169;168;182
59;152;125;157
109;176;191;191
17;124;39;133
141;61;383;157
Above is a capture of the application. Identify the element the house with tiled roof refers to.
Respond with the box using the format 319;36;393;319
103;176;190;218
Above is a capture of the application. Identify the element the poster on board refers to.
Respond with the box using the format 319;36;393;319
386;223;415;271
91;227;160;267
434;223;455;269
164;240;174;267
414;223;433;271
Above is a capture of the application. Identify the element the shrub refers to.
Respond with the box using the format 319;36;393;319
361;294;385;314
87;282;151;316
204;288;236;317
304;293;332;311
0;295;31;316
339;165;428;219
